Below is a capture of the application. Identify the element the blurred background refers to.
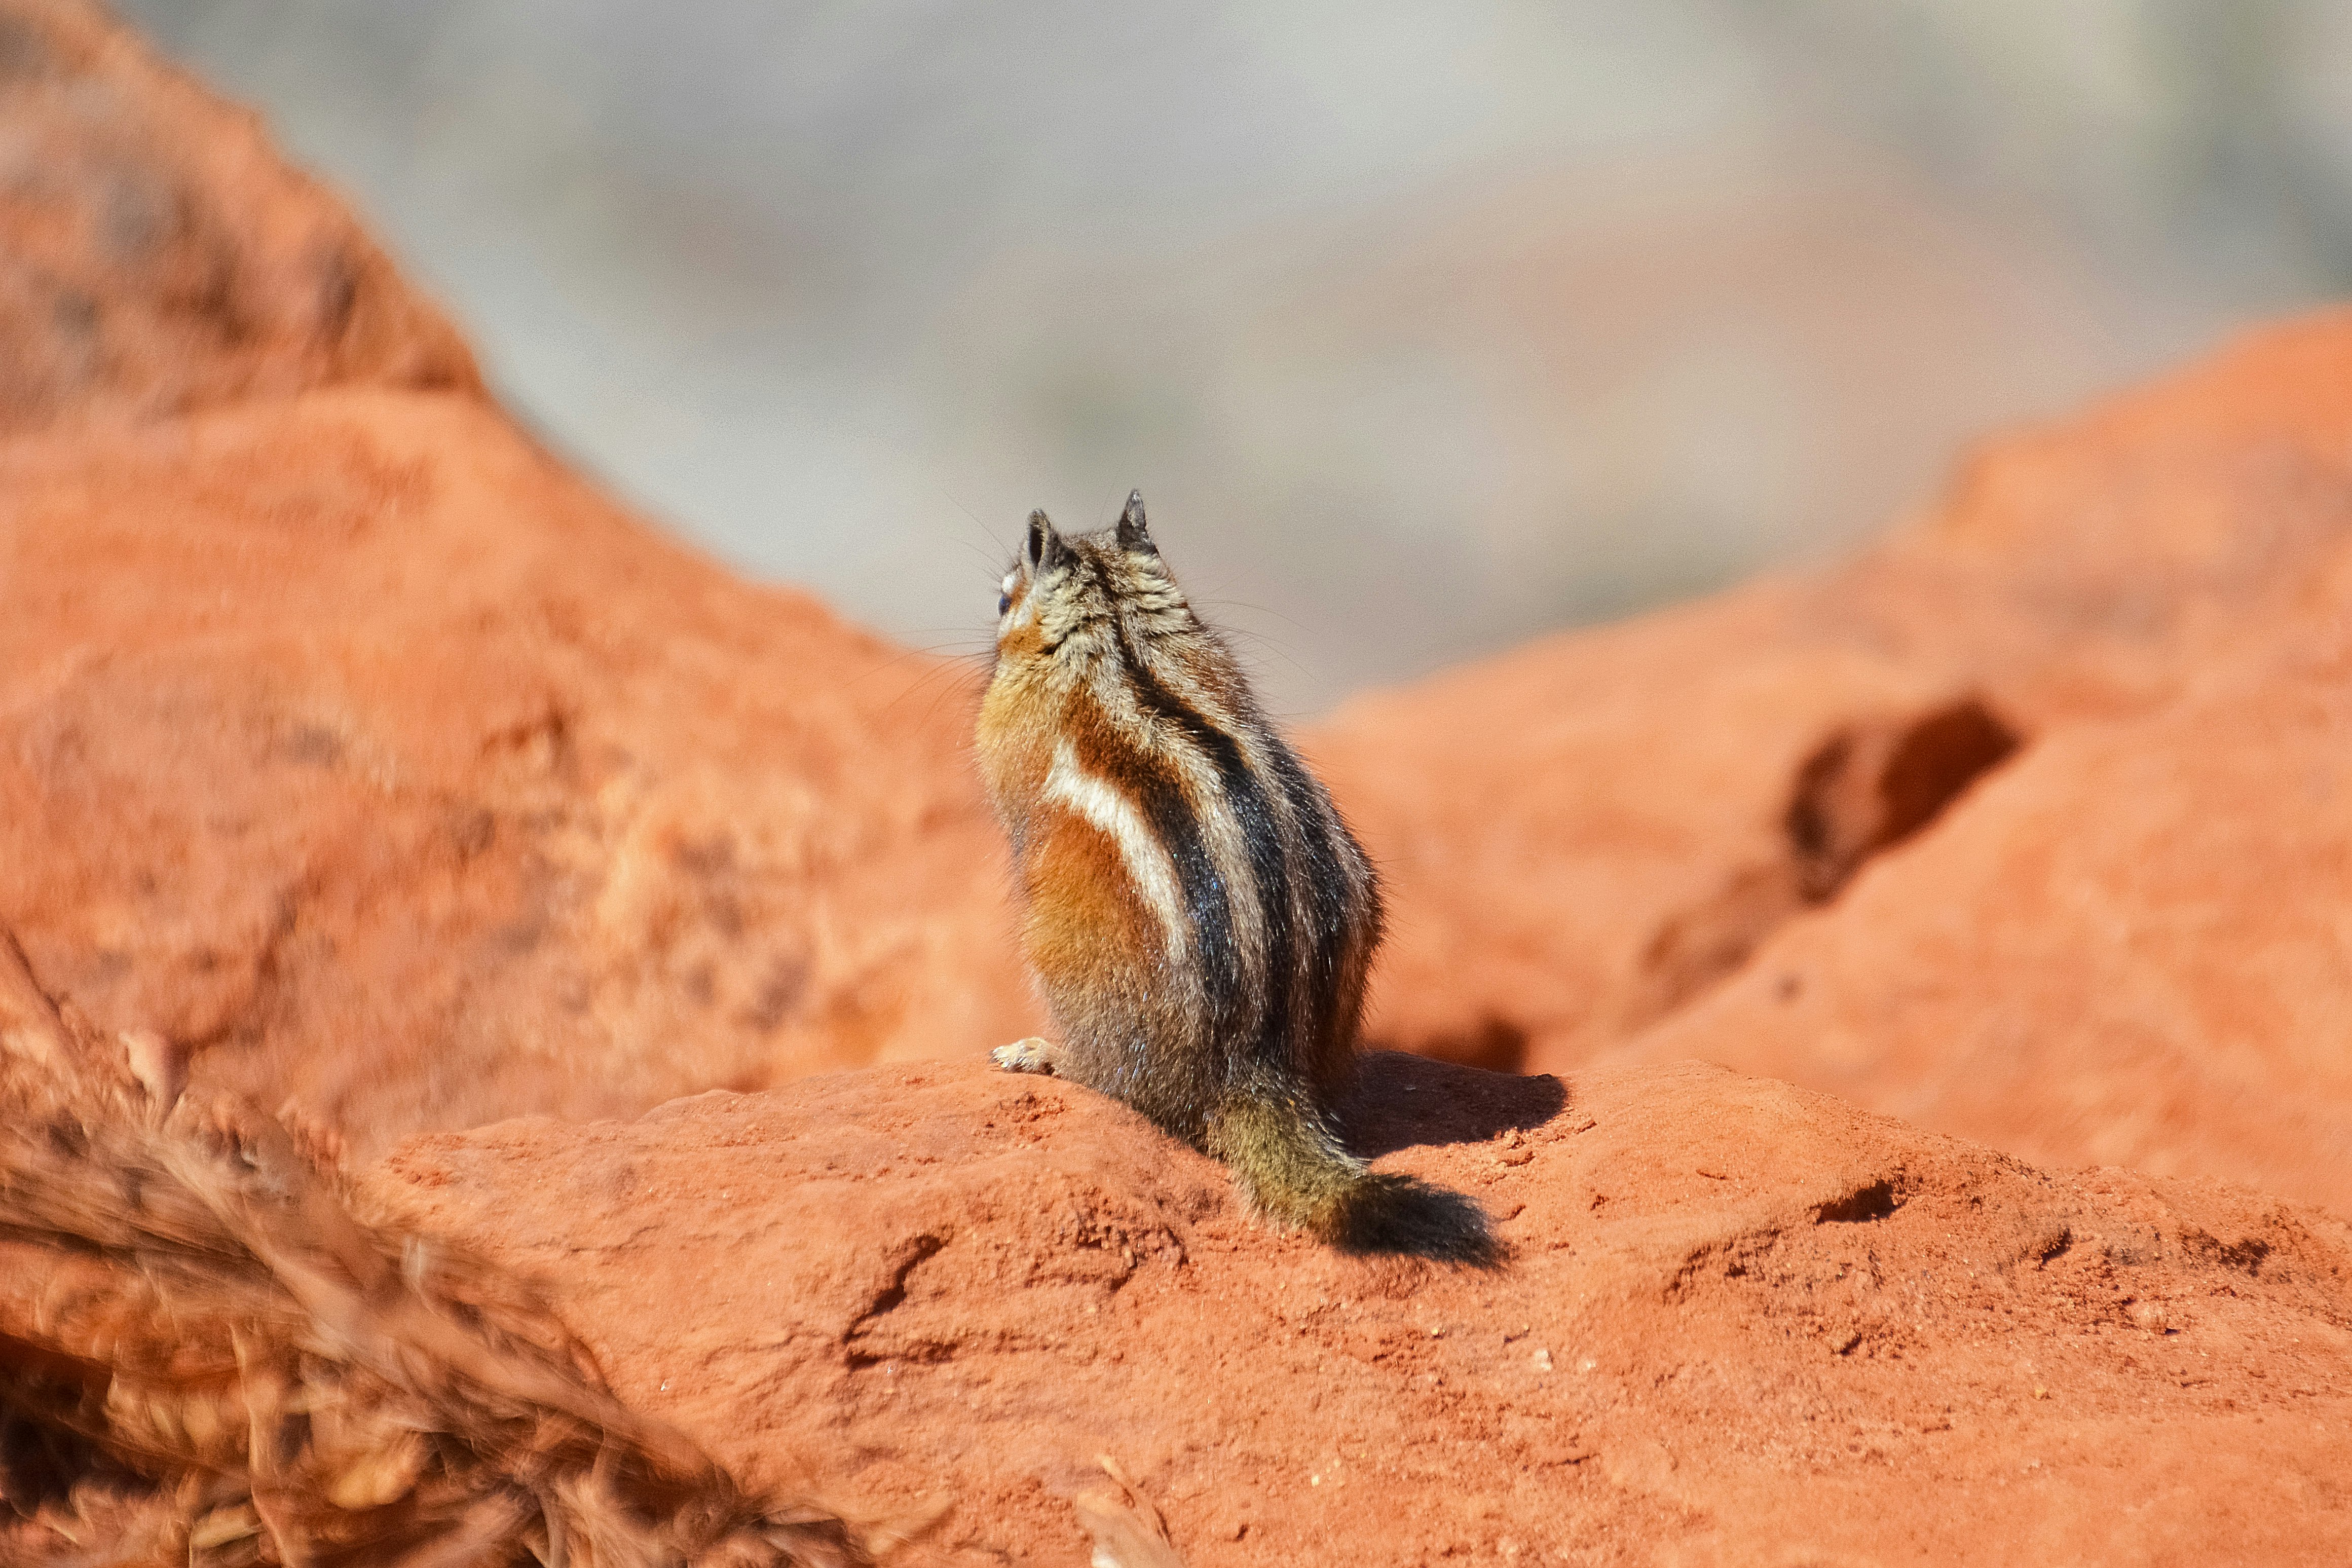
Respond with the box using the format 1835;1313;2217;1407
122;0;2352;714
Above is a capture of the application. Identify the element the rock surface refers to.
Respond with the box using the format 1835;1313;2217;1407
7;0;2352;1229
0;0;475;430
1611;633;2352;1214
372;1055;2352;1567
6;3;2352;1560
0;2;1035;1157
0;385;1035;1156
1315;315;2352;1212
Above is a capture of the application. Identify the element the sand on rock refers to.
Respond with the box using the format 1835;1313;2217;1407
8;0;2352;1229
372;1055;2352;1567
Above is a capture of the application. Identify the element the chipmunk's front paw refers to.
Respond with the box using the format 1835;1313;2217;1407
992;1037;1059;1075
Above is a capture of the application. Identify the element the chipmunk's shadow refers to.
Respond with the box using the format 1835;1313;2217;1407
1334;1051;1569;1159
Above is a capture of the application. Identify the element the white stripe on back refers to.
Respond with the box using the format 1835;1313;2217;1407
1041;739;1188;959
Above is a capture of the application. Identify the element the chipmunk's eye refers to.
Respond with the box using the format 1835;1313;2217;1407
998;592;1011;616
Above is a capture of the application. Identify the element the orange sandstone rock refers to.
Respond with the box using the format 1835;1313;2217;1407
0;0;476;431
6;0;2352;1274
1613;631;2352;1214
4;5;2351;1560
0;0;1036;1156
1317;315;2352;1211
0;388;1034;1156
371;1055;2352;1567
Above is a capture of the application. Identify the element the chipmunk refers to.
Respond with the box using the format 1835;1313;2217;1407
978;492;1496;1264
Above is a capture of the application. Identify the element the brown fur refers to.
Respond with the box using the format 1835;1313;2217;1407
978;495;1495;1264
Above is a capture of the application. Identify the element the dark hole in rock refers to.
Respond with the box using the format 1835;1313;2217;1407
1627;694;2023;1029
1815;1179;1899;1224
2179;1228;2273;1277
1786;695;2021;902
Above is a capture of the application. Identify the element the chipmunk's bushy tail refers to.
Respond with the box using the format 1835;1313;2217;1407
1207;1085;1501;1266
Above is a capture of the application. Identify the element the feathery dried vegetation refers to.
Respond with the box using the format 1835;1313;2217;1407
0;930;878;1567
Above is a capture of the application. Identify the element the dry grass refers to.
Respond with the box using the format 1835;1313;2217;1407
1070;1455;1185;1568
0;930;879;1567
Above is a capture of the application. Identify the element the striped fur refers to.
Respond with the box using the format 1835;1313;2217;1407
978;494;1495;1264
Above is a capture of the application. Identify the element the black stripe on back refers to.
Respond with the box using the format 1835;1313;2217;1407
1110;615;1298;1075
1261;738;1363;1053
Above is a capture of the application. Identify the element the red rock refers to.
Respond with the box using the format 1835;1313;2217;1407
0;388;1036;1156
1316;315;2352;1209
370;1055;2352;1566
0;2;1037;1157
5;5;2352;1560
0;0;476;431
7;0;2352;1242
9;0;2352;1235
1613;630;2352;1214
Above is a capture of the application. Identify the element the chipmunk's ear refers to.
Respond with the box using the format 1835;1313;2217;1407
1024;509;1068;573
1115;489;1155;554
